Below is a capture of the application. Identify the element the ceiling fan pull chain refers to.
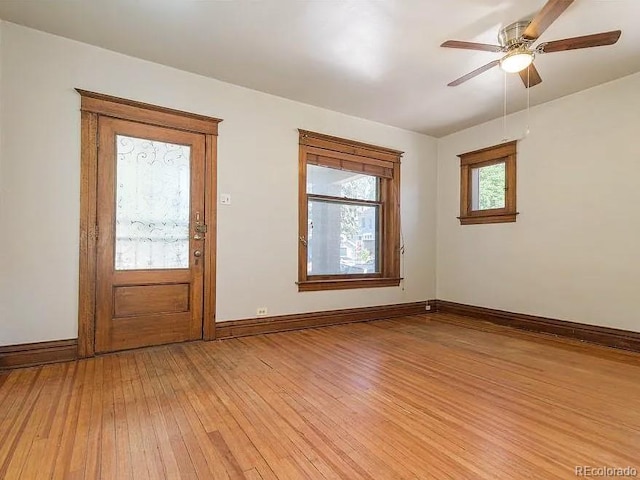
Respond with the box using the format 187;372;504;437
502;71;508;142
525;67;531;136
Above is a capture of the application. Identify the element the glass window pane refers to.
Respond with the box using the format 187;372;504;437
472;162;506;210
308;200;379;275
115;135;190;270
307;164;378;201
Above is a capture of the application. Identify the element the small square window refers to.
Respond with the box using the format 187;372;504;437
458;142;518;225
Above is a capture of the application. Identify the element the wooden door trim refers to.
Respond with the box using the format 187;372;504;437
78;110;98;357
76;89;222;135
77;90;222;357
203;134;217;340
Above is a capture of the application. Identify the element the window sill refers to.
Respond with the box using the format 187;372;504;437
297;277;402;292
458;212;518;225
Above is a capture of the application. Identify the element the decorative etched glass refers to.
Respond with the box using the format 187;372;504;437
115;135;190;270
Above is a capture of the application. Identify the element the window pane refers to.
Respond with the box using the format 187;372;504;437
472;162;506;210
308;200;379;275
307;164;377;201
115;135;190;270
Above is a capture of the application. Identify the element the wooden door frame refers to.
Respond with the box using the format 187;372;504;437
76;89;222;357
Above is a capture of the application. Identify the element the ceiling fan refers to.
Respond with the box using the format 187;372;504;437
441;0;622;88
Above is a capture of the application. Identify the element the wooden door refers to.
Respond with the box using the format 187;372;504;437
95;117;206;352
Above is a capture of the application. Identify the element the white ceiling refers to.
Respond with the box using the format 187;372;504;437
0;0;638;137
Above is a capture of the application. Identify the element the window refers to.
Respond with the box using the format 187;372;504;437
297;130;402;291
458;141;518;225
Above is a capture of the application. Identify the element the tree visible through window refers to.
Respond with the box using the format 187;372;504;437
298;130;403;291
473;162;506;210
307;165;379;276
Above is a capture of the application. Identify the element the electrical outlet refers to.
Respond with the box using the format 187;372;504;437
425;304;432;311
220;193;231;205
256;307;268;317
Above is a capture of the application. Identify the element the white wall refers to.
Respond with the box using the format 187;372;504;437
437;72;640;332
0;22;437;346
7;19;635;346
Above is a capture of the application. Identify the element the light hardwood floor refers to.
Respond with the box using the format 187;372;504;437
1;313;639;479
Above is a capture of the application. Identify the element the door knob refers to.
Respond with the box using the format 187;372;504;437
193;250;202;257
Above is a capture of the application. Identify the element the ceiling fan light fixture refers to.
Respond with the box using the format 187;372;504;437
500;47;534;73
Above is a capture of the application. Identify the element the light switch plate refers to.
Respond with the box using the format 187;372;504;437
220;193;231;205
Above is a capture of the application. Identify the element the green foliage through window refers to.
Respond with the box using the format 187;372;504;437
476;163;505;210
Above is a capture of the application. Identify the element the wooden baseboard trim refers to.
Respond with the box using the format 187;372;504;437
431;300;640;353
3;300;635;367
0;302;427;368
0;339;78;370
216;301;428;339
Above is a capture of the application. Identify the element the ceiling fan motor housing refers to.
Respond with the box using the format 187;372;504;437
499;21;532;48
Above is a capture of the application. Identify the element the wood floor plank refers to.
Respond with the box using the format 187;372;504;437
145;349;202;480
99;353;117;480
112;355;134;480
68;360;97;478
51;362;84;480
125;355;164;480
83;357;105;480
161;348;232;480
121;355;154;480
6;368;58;479
0;369;21;411
184;345;279;479
134;351;182;480
243;467;263;480
0;313;639;479
0;367;49;479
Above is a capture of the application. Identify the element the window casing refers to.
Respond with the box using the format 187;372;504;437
458;141;518;225
298;130;402;291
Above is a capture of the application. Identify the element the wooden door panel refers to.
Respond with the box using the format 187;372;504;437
107;313;193;351
113;284;190;317
95;117;206;353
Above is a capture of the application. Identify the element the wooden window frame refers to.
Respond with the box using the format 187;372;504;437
76;89;222;357
297;130;403;292
458;141;518;225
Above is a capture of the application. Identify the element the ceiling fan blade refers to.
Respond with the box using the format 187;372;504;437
448;60;501;87
441;40;502;52
519;64;542;88
523;0;574;41
539;30;622;53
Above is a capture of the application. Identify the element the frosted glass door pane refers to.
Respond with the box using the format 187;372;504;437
115;135;190;270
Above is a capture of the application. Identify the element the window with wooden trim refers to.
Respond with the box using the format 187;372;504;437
298;130;403;292
458;141;518;225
